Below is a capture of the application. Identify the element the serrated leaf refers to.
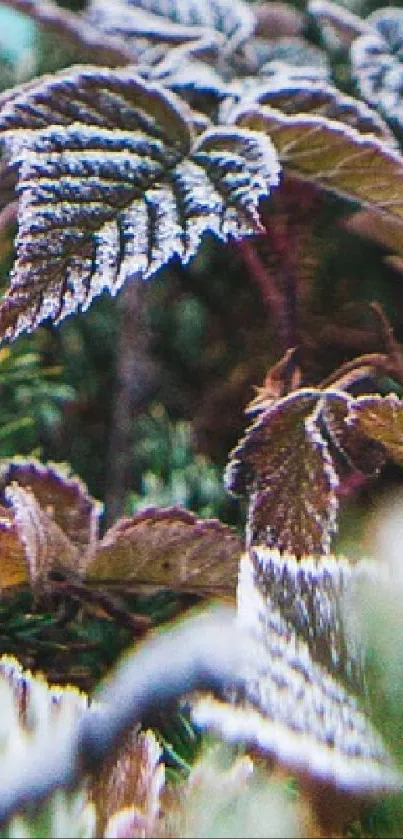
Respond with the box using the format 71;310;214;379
0;459;102;555
248;36;330;81
351;8;403;128
225;389;339;556
350;393;403;466
192;548;401;794
88;0;255;52
0;68;279;341
320;391;386;477
232;73;394;142
233;105;403;224
308;0;370;47
88;506;242;595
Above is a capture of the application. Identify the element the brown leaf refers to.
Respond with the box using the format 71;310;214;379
0;460;101;556
321;390;386;477
6;484;79;587
91;728;164;838
88;507;241;596
350;393;403;465
0;504;28;589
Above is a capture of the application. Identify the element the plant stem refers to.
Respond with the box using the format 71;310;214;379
105;280;158;526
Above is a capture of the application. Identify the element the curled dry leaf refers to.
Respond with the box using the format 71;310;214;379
0;504;28;590
5;485;79;588
0;459;242;598
192;548;401;795
0;459;102;556
88;506;242;596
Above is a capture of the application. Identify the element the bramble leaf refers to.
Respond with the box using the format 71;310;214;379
321;391;386;476
0;68;279;341
0;459;102;555
192;548;400;794
351;8;403;128
233;74;395;141
233;105;403;223
88;506;241;595
350;393;403;466
225;389;339;556
88;0;255;52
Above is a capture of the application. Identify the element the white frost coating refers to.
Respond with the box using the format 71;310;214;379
145;185;185;273
192;698;402;793
0;75;285;338
117;201;149;285
225;547;399;790
305;400;339;555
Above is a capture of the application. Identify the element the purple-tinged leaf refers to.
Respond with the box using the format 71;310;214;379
0;68;279;341
225;389;339;556
192;548;401;794
0;459;102;556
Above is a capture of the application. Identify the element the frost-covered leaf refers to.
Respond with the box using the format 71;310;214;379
88;506;241;595
0;459;102;555
234;104;403;222
321;390;386;477
246;36;330;81
309;0;370;47
225;379;390;557
87;0;255;53
351;8;403;129
192;548;401;794
231;73;394;142
225;389;339;556
350;393;403;466
0;68;279;341
92;728;164;838
153;57;229;117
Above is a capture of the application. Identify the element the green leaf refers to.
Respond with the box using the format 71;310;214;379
88;506;242;595
0;68;279;341
234;104;403;228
